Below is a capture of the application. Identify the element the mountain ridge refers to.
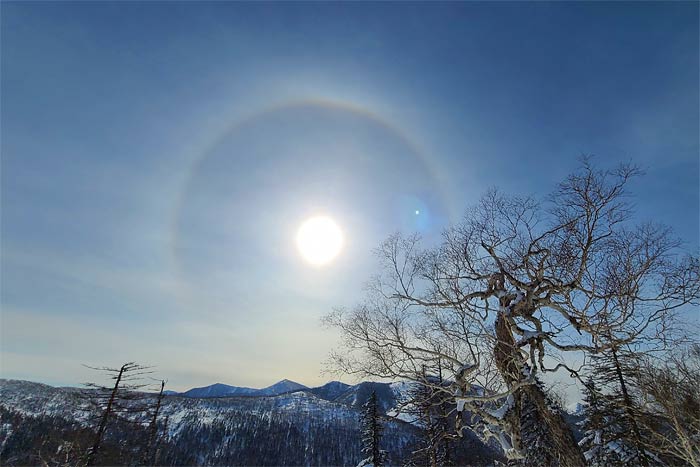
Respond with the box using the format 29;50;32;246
0;378;501;466
180;378;308;398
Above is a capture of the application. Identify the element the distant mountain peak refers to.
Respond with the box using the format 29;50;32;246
275;378;301;386
179;379;308;398
259;379;307;395
307;381;352;401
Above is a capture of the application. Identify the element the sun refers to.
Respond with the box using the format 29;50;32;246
296;216;343;266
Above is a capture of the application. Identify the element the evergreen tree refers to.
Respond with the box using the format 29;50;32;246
359;391;385;467
578;378;626;466
404;382;440;467
515;378;565;466
403;375;455;467
584;346;656;466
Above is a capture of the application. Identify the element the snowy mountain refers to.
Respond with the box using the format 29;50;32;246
304;380;416;417
257;378;307;396
180;379;307;398
0;379;499;466
0;379;415;465
307;380;353;400
331;381;402;413
177;379;409;412
181;382;258;398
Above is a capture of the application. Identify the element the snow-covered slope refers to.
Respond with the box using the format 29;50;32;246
0;379;89;422
0;378;500;466
181;382;258;398
257;378;307;395
333;381;400;413
308;380;353;400
184;379;420;420
178;378;413;413
0;379;428;466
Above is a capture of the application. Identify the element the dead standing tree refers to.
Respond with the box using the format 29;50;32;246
325;160;699;466
142;379;167;466
83;362;153;466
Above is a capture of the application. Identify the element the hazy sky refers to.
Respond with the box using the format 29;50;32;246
2;2;698;391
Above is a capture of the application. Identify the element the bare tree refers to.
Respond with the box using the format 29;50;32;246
634;344;700;466
325;160;699;466
142;379;167;466
36;437;89;467
83;362;153;466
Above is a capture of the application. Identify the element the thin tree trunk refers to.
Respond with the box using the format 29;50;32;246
144;380;166;465
610;346;649;466
87;365;125;466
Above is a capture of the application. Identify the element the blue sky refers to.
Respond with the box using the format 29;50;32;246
1;2;698;391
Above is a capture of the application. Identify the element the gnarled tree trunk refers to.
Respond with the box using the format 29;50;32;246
495;312;585;467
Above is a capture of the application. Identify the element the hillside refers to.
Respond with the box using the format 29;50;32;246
0;379;498;466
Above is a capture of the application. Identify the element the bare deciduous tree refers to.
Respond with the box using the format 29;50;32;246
635;344;700;466
325;160;699;466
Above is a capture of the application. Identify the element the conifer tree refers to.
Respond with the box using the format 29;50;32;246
402;371;455;467
404;381;440;467
587;346;653;466
577;339;671;467
359;391;384;467
578;378;625;466
516;378;565;466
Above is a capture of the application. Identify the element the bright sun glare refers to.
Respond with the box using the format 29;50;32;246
296;216;343;266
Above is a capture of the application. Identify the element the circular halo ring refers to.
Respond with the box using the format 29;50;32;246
170;98;458;287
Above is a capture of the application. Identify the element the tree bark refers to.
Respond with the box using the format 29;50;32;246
495;312;585;467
